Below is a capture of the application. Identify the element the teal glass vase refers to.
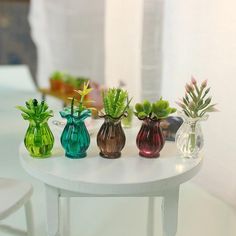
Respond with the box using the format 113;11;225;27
24;121;54;158
60;109;91;159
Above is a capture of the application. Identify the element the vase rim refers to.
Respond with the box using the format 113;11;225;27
60;109;91;120
98;111;127;121
137;116;162;122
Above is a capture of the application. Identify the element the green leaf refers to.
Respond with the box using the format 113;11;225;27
25;101;31;109
202;87;211;99
16;106;34;116
198;97;211;110
143;100;151;114
135;103;143;113
21;113;30;120
200;104;217;116
152;103;159;114
155;100;168;110
138;111;148;119
155;110;169;119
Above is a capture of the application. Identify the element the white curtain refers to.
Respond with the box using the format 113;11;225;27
29;0;163;103
105;0;143;103
162;0;236;207
141;0;164;101
29;0;105;87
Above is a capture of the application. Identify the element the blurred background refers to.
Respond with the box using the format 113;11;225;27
0;0;36;77
0;0;236;236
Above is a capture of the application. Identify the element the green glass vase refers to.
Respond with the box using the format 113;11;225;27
24;121;54;158
60;109;91;159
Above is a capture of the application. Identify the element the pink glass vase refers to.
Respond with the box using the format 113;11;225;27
136;118;165;158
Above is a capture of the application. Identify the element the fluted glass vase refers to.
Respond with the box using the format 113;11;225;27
60;109;91;159
24;120;54;158
97;115;126;159
175;112;208;158
136;118;165;158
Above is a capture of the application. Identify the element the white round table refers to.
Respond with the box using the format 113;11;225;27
19;128;203;236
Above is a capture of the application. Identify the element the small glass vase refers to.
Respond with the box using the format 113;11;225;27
136;118;165;158
97;114;126;159
121;106;133;128
24;121;54;158
60;109;91;159
175;112;208;158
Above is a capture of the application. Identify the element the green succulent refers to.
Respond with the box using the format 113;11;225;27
134;98;176;120
16;99;53;123
102;88;132;118
50;71;64;81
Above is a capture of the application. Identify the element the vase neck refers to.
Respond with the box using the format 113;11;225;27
104;116;122;125
29;120;48;127
143;118;160;127
60;109;91;122
178;111;208;124
185;119;199;126
66;116;85;124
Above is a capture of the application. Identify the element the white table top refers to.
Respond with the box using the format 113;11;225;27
19;128;203;195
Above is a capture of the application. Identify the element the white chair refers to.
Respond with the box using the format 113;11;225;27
0;178;34;236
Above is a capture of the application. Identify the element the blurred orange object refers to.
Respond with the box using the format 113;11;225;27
50;79;64;92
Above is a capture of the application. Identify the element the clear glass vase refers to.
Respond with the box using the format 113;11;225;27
60;109;91;159
175;112;208;158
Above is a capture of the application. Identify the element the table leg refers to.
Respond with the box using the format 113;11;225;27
162;186;179;236
45;185;60;236
24;199;34;236
42;93;46;101
147;197;155;236
60;197;70;236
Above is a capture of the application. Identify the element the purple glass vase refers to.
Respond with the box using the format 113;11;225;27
97;115;126;159
136;118;165;158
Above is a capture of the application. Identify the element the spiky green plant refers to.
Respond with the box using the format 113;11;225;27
63;81;96;117
176;77;218;118
102;88;132;118
16;99;53;123
134;98;176;120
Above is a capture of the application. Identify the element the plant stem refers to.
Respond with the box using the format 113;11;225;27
71;97;75;116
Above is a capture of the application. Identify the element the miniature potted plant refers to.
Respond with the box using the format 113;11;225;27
75;77;89;90
97;88;131;158
16;99;54;158
176;77;217;158
60;81;95;158
134;98;176;158
62;74;77;95
50;71;64;91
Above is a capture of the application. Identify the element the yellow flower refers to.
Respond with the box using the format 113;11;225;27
74;81;93;97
